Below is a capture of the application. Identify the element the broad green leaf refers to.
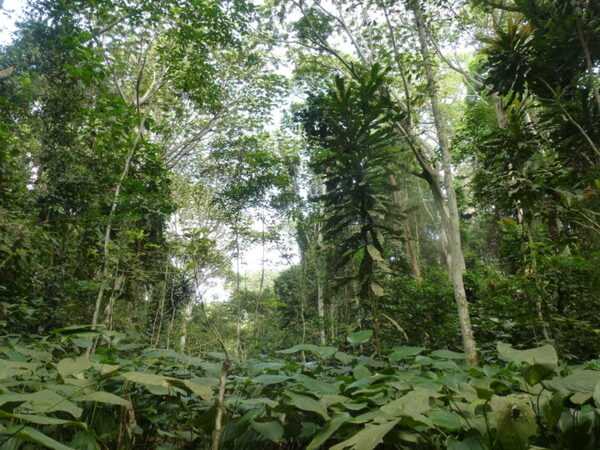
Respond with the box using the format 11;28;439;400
77;391;131;407
285;392;329;420
347;330;373;345
570;391;592;405
370;282;384;297
121;371;169;387
497;343;558;369
0;411;85;428
294;374;340;395
307;413;350;450
330;419;399;450
253;374;290;386
428;409;463;431
278;344;337;359
335;352;354;364
352;365;371;380
239;397;278;409
366;245;384;262
182;380;213;400
0;390;82;418
389;346;424;362
251;420;284;442
121;371;172;395
380;388;435;418
56;355;92;378
92;363;120;375
560;370;600;393
0;359;39;379
430;349;465;360
5;425;76;450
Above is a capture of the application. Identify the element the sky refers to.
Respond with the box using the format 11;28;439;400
0;0;23;45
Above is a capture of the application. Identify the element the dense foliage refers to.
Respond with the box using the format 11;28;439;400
1;0;599;448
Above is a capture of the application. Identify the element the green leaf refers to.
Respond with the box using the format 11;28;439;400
307;413;350;450
121;371;172;395
294;374;340;395
347;330;373;345
77;391;131;407
335;352;354;364
0;411;85;428
330;419;399;450
56;355;92;378
251;420;284;443
253;374;290;386
428;409;463;431
0;390;82;418
523;363;555;385
4;425;76;450
497;343;558;369
389;346;424;362
380;388;434;419
560;370;600;393
366;245;384;262
121;371;169;387
352;365;371;380
369;282;384;297
430;349;465;360
278;344;337;359
182;380;213;400
285;392;329;420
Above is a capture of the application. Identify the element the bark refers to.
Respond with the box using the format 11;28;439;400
316;276;326;345
329;298;336;343
234;224;242;357
211;359;230;450
91;126;142;332
179;301;193;353
389;174;422;282
412;1;478;366
316;184;327;345
524;219;552;342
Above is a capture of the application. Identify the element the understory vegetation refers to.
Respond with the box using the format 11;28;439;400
1;0;599;448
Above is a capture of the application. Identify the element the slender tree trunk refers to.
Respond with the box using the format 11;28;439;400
316;272;326;345
316;186;327;345
412;1;478;365
166;281;176;350
211;360;230;450
254;217;266;343
329;298;336;343
234;223;243;357
179;301;193;353
390;174;422;281
91;125;142;332
523;219;552;342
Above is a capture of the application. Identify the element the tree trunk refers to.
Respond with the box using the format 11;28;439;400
412;1;478;365
329;298;336;343
91;125;143;332
316;185;327;345
179;301;193;353
390;174;422;281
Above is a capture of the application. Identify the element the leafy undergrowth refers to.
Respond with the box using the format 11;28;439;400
0;328;599;449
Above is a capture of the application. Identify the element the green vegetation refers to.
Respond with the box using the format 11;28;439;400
0;0;599;448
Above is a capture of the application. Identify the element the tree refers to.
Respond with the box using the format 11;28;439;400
299;64;405;350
